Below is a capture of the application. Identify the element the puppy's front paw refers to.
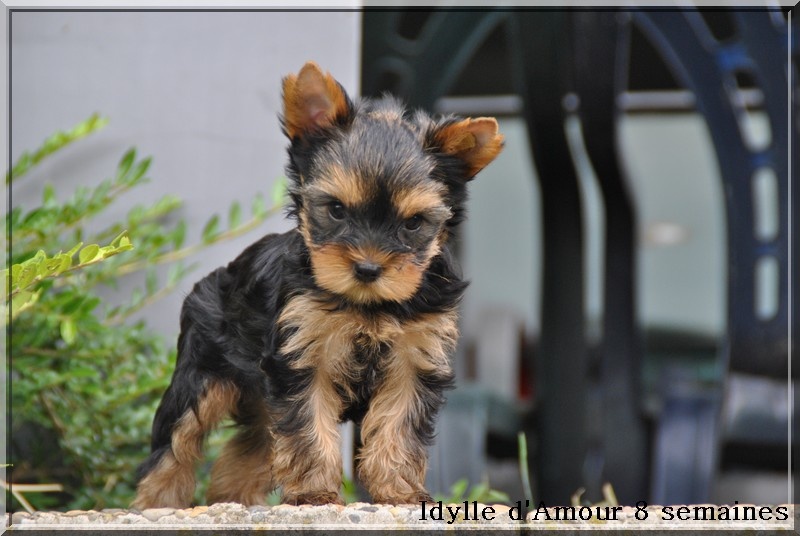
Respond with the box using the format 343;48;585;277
373;490;433;505
283;491;344;506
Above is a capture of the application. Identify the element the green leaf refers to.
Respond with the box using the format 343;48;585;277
18;264;38;290
228;201;242;229
44;257;65;276
467;482;488;502
10;288;41;319
116;234;133;252
449;478;469;502
116;149;136;180
110;230;131;249
272;177;288;207
60;319;77;345
91;179;112;204
29;249;47;265
73;113;108;137
252;193;267;218
130;288;144;308
54;254;72;275
127;205;145;224
78;244;101;264
8;154;31;183
202;215;220;243
485;489;511;503
70;366;98;379
36;255;52;278
172;221;187;249
79;296;101;315
152;195;181;216
21;207;45;227
10;265;21;286
42;184;57;207
62;295;89;315
7;114;108;184
145;268;158;296
166;263;183;287
66;242;84;258
128;157;151;184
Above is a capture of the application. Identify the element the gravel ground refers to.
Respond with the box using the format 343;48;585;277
6;502;796;531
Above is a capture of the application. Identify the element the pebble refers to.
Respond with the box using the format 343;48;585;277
141;507;176;522
11;511;30;525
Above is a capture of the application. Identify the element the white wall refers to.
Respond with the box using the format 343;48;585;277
11;10;361;336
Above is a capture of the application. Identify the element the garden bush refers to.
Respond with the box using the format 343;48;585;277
6;115;281;510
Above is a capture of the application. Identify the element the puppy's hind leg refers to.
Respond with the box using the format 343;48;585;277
207;393;274;506
132;377;239;509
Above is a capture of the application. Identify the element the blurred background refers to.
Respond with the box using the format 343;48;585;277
8;8;796;511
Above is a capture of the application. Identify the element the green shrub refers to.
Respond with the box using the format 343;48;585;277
7;115;281;510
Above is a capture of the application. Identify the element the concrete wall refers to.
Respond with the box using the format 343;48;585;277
11;10;361;336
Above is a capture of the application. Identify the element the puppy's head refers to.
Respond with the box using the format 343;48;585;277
281;61;504;304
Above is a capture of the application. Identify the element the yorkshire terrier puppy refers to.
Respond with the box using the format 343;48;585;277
133;61;503;508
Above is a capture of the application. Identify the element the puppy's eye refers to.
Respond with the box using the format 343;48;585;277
404;215;423;231
328;202;346;221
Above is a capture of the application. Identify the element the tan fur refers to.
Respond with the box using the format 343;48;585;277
133;380;239;509
132;452;196;509
272;294;359;503
298;212;313;246
435;117;504;178
172;381;239;465
391;183;449;219
357;310;458;503
367;106;405;122
206;418;274;505
271;377;344;504
276;295;458;503
358;365;427;504
279;293;358;364
282;61;349;140
308;242;438;304
311;165;371;208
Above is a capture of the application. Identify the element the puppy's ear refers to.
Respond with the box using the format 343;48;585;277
282;61;352;140
432;117;504;179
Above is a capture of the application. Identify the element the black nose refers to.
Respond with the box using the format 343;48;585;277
353;261;383;283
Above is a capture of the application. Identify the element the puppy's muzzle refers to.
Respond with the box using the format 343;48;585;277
353;261;383;283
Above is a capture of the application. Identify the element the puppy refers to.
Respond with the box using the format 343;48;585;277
133;61;503;508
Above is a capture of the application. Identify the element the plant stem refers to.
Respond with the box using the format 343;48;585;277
518;432;534;506
10;244;130;298
18;347;103;360
113;207;280;277
104;279;181;326
11;181;136;251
